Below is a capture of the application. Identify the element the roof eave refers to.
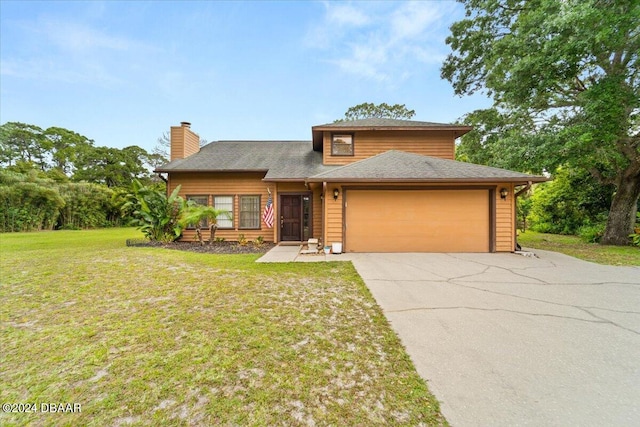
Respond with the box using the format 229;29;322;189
305;177;548;184
311;125;473;133
154;168;269;174
262;177;307;182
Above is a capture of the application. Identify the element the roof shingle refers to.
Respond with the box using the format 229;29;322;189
155;140;335;180
307;150;547;183
156;142;546;183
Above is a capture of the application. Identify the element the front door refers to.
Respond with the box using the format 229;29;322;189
281;195;302;241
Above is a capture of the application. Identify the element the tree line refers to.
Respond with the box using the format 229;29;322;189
442;0;639;246
0;122;167;232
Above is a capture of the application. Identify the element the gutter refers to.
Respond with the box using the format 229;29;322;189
515;181;532;198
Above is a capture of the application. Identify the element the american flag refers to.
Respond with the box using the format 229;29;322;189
262;195;274;228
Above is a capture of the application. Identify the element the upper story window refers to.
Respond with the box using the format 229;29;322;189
331;134;354;156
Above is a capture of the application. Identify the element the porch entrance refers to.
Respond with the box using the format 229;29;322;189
280;194;312;241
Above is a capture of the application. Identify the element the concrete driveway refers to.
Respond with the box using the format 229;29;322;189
350;250;640;427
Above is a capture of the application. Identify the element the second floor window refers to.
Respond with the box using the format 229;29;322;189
331;134;354;156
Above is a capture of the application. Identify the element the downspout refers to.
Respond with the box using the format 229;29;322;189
514;181;532;251
515;181;532;198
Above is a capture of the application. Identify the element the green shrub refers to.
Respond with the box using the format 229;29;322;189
528;167;613;235
56;182;119;229
0;179;64;231
124;179;185;242
630;213;640;247
578;222;606;243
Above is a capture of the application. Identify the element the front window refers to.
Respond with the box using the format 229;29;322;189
331;134;354;156
239;195;260;229
186;195;208;229
213;195;234;229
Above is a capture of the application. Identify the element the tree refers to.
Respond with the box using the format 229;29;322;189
442;0;640;245
0;122;50;170
74;145;150;187
43;127;94;175
337;102;416;121
125;179;186;242
152;131;209;167
179;205;232;245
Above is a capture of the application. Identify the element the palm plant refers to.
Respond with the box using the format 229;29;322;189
124;179;186;242
179;205;232;245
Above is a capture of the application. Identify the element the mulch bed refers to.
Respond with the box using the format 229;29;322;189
126;239;276;254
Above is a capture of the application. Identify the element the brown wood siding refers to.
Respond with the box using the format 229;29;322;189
324;185;343;247
495;183;515;252
345;189;490;252
170;125;200;161
169;172;274;242
323;130;456;165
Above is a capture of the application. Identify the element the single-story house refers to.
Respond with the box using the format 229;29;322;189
155;119;547;252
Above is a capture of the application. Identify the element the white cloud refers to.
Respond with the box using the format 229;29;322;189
43;21;134;52
306;0;457;82
390;1;444;41
325;2;371;27
2;17;159;88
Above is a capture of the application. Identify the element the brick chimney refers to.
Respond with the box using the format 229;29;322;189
170;121;200;161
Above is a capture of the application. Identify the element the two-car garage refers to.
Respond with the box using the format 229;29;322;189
344;189;492;253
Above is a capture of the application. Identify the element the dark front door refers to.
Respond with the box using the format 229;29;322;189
281;195;302;241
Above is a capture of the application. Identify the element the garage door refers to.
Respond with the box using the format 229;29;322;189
345;190;490;252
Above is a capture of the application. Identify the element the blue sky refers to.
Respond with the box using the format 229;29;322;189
0;0;491;152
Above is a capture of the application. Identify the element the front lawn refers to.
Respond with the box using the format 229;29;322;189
0;228;445;426
518;230;640;266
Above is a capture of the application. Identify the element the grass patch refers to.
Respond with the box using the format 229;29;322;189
1;228;446;426
518;230;640;266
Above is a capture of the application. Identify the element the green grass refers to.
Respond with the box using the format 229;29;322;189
518;230;640;266
0;228;446;426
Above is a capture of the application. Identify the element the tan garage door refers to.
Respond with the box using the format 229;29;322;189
345;190;490;252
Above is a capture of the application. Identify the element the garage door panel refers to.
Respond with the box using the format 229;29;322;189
345;190;490;252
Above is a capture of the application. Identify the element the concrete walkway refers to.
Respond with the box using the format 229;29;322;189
350;250;640;427
256;244;356;263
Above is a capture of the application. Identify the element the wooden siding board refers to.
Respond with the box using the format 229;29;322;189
494;183;514;251
169;172;274;242
170;125;200;161
323;130;455;165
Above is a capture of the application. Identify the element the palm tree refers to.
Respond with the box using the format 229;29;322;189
179;205;232;245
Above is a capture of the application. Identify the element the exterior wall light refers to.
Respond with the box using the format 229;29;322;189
333;188;340;201
500;187;509;200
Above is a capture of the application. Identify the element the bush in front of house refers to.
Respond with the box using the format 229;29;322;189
125;179;186;242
